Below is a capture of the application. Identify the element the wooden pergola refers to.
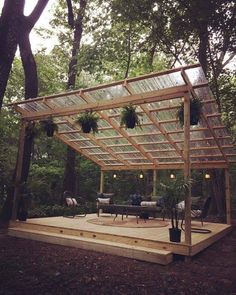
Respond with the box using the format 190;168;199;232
10;64;235;246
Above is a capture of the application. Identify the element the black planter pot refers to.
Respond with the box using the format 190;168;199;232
169;228;181;242
189;107;200;125
125;117;136;129
81;123;92;133
46;128;54;137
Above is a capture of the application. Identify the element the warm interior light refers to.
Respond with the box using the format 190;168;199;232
139;171;144;179
170;173;175;179
113;173;117;179
205;173;211;179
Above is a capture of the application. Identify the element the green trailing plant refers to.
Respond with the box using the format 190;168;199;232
177;98;203;126
120;104;142;129
40;117;58;137
76;111;99;134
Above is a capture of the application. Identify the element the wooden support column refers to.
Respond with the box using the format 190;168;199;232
225;168;231;225
183;94;192;245
100;170;104;193
11;120;26;220
153;170;157;196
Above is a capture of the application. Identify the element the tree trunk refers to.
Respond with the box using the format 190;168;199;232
197;16;226;218
0;0;24;109
0;0;49;221
63;0;87;195
63;147;77;194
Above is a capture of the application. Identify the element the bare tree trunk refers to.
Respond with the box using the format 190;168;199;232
0;0;24;109
63;0;87;194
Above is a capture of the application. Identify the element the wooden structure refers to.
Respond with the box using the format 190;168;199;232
9;64;235;247
8;216;232;265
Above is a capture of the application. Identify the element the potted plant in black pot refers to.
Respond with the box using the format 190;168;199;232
160;177;191;243
120;104;142;129
40;117;58;137
76;110;99;134
177;97;203;126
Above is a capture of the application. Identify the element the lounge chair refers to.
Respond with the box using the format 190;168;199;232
180;197;212;233
63;191;87;218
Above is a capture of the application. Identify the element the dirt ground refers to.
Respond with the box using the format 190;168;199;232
0;226;235;295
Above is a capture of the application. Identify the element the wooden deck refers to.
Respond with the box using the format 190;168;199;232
8;214;232;265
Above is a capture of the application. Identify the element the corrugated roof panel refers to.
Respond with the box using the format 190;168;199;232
85;85;130;102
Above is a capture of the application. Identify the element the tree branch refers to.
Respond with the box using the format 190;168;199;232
66;0;74;28
27;0;50;30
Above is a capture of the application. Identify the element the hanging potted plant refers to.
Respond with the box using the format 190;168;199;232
76;110;99;134
160;177;191;243
120;104;142;129
177;98;203;126
40;117;58;137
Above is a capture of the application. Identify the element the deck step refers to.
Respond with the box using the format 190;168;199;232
8;227;173;265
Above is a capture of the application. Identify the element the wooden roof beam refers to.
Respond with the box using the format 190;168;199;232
181;69;229;165
17;85;189;120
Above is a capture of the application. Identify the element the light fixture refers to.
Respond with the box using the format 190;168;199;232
139;171;144;179
205;173;211;179
112;173;117;179
170;173;175;179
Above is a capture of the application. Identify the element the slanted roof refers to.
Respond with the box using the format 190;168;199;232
10;64;236;170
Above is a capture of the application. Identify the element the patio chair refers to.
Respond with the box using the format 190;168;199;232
180;197;212;233
63;191;87;218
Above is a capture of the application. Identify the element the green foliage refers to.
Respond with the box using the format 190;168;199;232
219;74;236;142
76;111;99;133
0;110;19;203
120;104;142;129
159;177;192;229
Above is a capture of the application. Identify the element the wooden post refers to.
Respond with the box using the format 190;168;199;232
11;120;26;220
225;168;231;225
153;170;157;196
100;170;104;193
183;94;191;245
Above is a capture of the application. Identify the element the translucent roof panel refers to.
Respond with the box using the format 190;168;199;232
85;85;130;102
10;64;235;170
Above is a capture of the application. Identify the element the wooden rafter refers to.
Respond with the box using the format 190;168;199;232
181;69;229;166
79;91;157;166
18;86;188;121
9;64;235;171
124;81;185;161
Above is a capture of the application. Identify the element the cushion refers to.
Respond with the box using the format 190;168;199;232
97;197;110;204
66;198;73;206
72;198;78;206
140;201;157;207
156;197;165;207
176;200;185;211
130;194;143;206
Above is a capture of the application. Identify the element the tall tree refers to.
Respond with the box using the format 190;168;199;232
0;0;50;220
62;0;88;194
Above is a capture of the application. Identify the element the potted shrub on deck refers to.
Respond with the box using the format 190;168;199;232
177;98;203;126
76;111;99;134
120;104;141;129
160;178;190;243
